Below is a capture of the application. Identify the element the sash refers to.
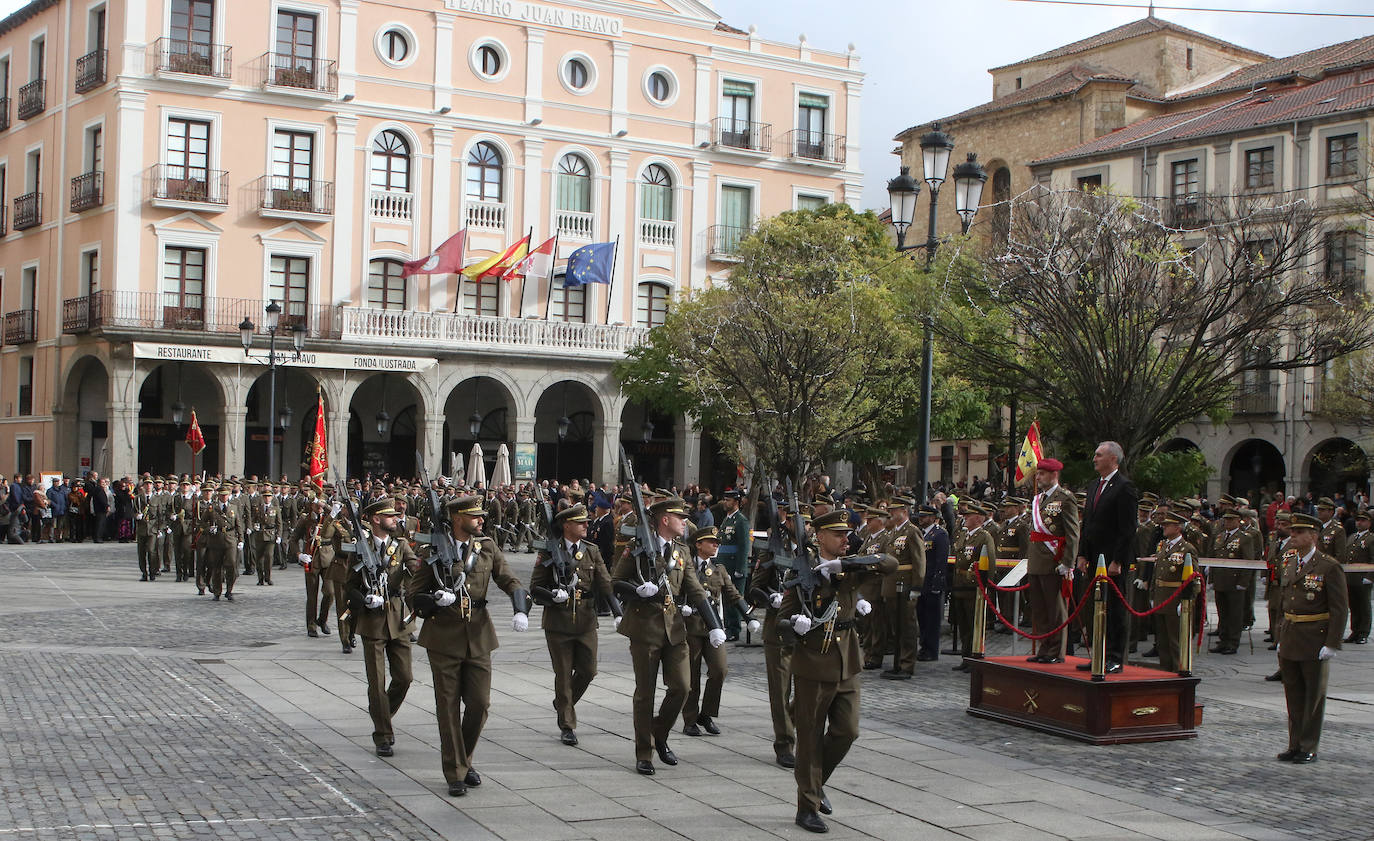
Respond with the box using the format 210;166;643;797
1029;493;1065;562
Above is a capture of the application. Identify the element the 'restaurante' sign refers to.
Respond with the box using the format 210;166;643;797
133;343;438;373
445;0;623;36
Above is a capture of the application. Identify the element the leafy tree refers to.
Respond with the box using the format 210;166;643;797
1132;449;1213;499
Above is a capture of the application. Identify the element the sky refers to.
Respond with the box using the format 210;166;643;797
2;0;1371;211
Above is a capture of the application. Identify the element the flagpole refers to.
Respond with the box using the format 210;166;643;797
517;226;533;318
545;235;559;321
453;228;467;313
603;234;620;325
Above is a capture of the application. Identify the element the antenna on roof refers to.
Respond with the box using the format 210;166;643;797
1148;1;1155;16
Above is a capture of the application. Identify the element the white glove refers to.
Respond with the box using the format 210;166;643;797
708;628;726;648
908;589;920;602
1134;578;1148;590
681;604;694;617
814;558;843;576
769;591;783;609
1319;645;1334;661
237;541;244;550
364;594;384;609
298;553;312;565
276;536;282;544
136;514;143;521
164;528;171;536
856;597;872;616
747;618;762;633
254;525;261;532
792;614;813;635
330;501;342;517
1363;579;1371;586
512;612;529;632
1055;564;1072;577
552;588;569;603
210;526;218;534
636;581;659;598
614;615;623;629
435;590;457;608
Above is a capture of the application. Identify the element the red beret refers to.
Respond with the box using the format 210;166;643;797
1037;457;1064;471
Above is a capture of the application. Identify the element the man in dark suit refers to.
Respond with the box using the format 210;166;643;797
1076;441;1139;674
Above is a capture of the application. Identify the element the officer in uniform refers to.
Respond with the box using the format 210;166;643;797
748;511;797;769
408;494;530;794
288;493;336;637
172;479;196;583
1266;511;1294;653
347;498;419;758
1130;499;1159;652
1025;458;1079;663
1207;509;1261;654
994;497;1029;633
781;510;896;834
1316;497;1347;570
1344;510;1372;645
1150;512;1199;672
1276;512;1348;763
716;489;752;640
152;478;174;574
529;503;617;746
878;498;924;680
682;526;758;737
251;488;284;586
234;481;255;576
857;506;888;668
611;496;723;776
192;483;215;594
915;504;951;661
135;479;157;581
201;485;242;601
951;502;995;672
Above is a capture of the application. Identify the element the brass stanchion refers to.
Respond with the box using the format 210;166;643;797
1090;554;1107;682
1178;554;1195;677
971;546;989;659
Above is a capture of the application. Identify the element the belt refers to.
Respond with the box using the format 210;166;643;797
1284;612;1329;622
834;619;855;631
1155;580;1183;588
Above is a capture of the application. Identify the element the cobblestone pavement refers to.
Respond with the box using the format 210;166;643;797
5;542;1370;840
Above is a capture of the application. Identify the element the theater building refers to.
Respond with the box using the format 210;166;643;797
0;0;862;486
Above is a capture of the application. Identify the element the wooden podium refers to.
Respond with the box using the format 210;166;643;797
967;655;1200;744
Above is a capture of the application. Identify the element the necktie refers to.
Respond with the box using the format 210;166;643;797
1094;478;1106;507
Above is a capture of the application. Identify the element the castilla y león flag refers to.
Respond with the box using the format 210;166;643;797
185;410;206;455
308;392;328;487
1013;419;1044;487
402;230;466;278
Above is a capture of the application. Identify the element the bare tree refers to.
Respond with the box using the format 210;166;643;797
933;188;1374;465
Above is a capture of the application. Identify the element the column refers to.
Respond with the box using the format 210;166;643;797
842;79;863;208
524;28;545;125
327;409;349;483
597;420;623;486
106;401;139;479
429;127;455;311
338;0;359;99
689;159;711;290
332;116;359;304
520;138;546;316
674;415;701;488
692;55;712;147
423;412;446;477
610;41;630;136
606;148;630;324
113;91;148;293
222;407;247;477
433;13;454;112
514;415;537;481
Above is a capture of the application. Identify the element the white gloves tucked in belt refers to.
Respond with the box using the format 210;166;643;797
791;614;812;635
364;594;384;609
551;588;569;603
434;590;457;608
635;581;659;598
856;597;872;616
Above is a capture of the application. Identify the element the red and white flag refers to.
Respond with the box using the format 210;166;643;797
402;230;466;278
501;234;558;284
185;410;206;455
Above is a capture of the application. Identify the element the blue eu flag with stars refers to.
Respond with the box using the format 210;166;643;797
564;241;616;287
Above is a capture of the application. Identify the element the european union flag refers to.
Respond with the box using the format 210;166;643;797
564;241;617;287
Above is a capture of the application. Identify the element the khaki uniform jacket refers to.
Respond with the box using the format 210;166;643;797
250;498;285;538
685;556;743;638
1207;527;1262;589
407;536;522;658
858;528;887;599
198;501;243;551
347;534;418;641
1278;549;1348;661
1319;519;1347;562
1150;537;1200;604
135;492;154;537
880;520;925;598
953;525;995;595
1027;487;1080;575
612;537;709;647
531;542;614;636
780;553;897;682
288;513;349;574
1345;530;1373;567
996;514;1030;561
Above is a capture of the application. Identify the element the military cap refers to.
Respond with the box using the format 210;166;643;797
1037;457;1064;471
813;492;835;506
649;497;690;517
722;488;744;500
1290;513;1321;531
1275;511;1293;522
917;504;940;517
360;498;397;518
1159;512;1186;526
1238;507;1258;518
179;479;191;486
999;497;1019;508
1137;499;1155;510
1357;509;1371;522
216;485;232;496
863;505;887;519
1218;493;1237;505
1222;508;1241;519
812;510;851;532
1141;491;1160;503
616;492;633;503
446;495;485;517
654;488;673;499
885;496;912;510
553;504;588;525
691;526;720;544
1315;497;1336;510
1177;498;1200;512
262;488;275;497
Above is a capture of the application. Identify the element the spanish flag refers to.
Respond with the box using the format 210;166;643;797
1013;420;1043;488
461;235;530;280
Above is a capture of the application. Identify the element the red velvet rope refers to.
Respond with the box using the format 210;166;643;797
974;571;1096;641
975;570;1204;643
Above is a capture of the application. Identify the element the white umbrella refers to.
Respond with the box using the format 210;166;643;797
492;443;512;488
468;443;486;489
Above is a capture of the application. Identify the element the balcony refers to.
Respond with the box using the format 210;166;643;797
70;171;104;212
17;78;44;119
1166;196;1206;229
707;224;748;261
1325;269;1366;297
75;49;107;93
466;200;507;232
639;219;676;249
61;291;341;338
254;175;334;218
1233;382;1278;415
370;189;413;223
339;307;647;360
710;117;771;154
151;37;232;81
782;130;846;165
0;97;9;131
13;192;41;230
148;165;228;209
4;309;36;344
254;52;338;96
556;209;594;240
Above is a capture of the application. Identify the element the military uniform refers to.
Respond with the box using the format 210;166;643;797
529;505;616;740
1150;525;1199;673
951;508;996;666
878;505;924;678
716;500;752;638
250;491;285;585
135;483;158;581
856;514;888;667
682;527;753;734
748;529;796;767
200;488;243;600
1207;516;1262;653
994;501;1030;630
287;502;336;635
191;488;214;594
1266;518;1293;645
1026;474;1080;662
1343;515;1372;644
1130;506;1160;647
171;483;196;582
1277;513;1349;761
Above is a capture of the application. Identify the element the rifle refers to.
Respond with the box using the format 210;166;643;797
414;452;468;622
618;444;673;612
535;490;581;619
335;471;388;622
783;477;818;605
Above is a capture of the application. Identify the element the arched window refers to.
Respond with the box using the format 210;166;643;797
370;130;411;192
550;272;587;323
635;281;669;328
556;153;592;212
640;164;673;221
367;258;407;310
466;142;503;202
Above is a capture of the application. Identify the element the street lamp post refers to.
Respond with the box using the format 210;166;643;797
240;300;305;481
887;124;987;502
